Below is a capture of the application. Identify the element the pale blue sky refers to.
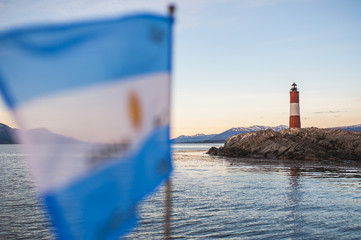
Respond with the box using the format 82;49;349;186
1;0;360;137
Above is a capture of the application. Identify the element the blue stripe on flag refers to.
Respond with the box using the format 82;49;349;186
0;14;172;108
43;126;171;240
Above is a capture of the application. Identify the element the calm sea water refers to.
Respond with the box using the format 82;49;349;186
1;144;361;239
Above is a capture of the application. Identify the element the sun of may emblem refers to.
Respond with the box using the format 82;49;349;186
128;92;142;130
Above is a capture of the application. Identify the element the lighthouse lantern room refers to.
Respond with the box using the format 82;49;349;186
289;82;301;128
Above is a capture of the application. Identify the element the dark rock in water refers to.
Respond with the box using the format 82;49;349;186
207;127;361;161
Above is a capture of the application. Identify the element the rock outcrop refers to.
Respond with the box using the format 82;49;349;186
207;127;361;161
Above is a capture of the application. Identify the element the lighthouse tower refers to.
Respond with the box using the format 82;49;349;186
289;82;301;128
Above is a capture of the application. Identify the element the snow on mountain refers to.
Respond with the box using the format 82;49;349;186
333;124;361;132
172;133;217;143
210;125;288;141
172;125;288;143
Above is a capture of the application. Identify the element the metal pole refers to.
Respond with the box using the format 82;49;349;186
164;5;175;240
168;4;175;18
164;179;172;240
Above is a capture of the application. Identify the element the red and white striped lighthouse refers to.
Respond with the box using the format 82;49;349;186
289;82;301;128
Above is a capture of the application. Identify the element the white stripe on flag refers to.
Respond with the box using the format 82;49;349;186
16;72;170;192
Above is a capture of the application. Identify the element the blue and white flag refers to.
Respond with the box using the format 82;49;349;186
0;13;173;239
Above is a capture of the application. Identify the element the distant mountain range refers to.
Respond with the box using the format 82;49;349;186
0;123;15;144
173;125;288;143
1;123;360;144
334;124;361;132
0;123;83;144
173;124;361;143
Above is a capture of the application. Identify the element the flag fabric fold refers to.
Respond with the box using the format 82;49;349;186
0;13;173;239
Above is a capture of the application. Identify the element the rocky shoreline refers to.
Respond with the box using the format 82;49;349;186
207;128;361;161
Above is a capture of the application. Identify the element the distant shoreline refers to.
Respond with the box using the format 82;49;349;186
173;124;361;144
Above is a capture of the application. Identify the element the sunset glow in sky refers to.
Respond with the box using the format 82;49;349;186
1;0;360;138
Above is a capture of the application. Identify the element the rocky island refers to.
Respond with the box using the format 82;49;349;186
207;127;361;161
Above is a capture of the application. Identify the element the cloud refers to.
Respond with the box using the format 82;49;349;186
313;110;348;114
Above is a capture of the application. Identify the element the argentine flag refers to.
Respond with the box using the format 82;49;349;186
0;13;173;239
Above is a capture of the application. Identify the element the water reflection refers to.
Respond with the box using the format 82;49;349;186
288;166;301;204
286;166;305;238
224;157;361;179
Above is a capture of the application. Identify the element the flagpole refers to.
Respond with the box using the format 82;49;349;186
164;179;172;240
164;4;175;240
